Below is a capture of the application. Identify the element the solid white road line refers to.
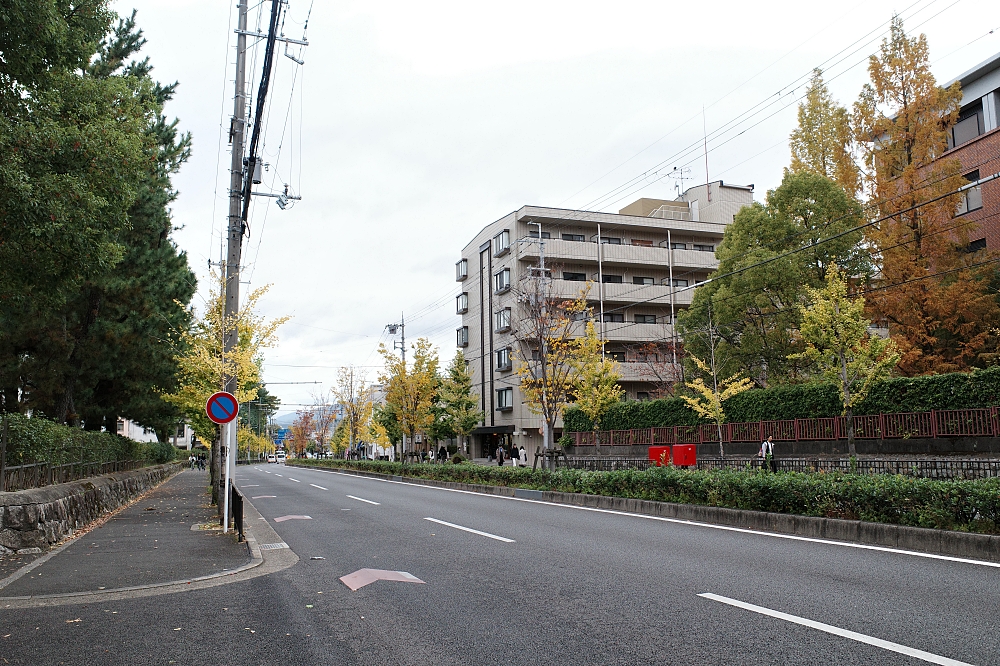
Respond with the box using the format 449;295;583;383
424;517;515;543
698;593;973;666
346;495;380;505
289;478;300;483
301;467;1000;570
309;483;328;491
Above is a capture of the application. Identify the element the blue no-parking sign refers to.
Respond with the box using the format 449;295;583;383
206;391;239;424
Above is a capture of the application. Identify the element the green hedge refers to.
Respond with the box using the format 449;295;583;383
294;459;1000;534
1;413;163;466
564;366;1000;431
564;397;703;432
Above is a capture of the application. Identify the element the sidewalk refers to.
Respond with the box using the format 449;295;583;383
0;468;252;597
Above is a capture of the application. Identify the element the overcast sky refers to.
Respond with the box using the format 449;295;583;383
118;0;1000;415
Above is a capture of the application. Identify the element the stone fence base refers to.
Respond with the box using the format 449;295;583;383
0;463;181;555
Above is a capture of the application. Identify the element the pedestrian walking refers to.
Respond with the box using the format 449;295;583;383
519;445;527;467
438;445;447;463
496;444;505;467
759;435;776;472
509;444;519;467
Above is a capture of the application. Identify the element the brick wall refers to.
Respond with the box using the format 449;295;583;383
941;126;1000;250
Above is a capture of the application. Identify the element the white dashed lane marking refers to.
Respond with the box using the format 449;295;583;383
346;495;380;505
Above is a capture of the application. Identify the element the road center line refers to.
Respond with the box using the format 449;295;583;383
288;478;300;483
698;593;973;666
346;495;380;505
309;483;328;490
424;517;515;543
274;474;282;477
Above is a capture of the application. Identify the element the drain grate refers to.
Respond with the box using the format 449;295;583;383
259;542;289;550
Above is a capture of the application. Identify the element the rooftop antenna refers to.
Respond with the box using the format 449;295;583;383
668;166;691;198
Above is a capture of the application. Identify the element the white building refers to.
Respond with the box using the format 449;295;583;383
454;182;753;460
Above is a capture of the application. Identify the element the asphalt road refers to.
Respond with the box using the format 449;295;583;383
2;463;998;665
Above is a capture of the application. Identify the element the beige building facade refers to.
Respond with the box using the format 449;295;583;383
455;182;753;460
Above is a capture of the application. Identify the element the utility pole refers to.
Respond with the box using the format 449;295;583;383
386;315;406;364
219;0;249;522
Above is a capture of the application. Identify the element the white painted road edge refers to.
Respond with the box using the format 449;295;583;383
346;495;380;505
297;466;1000;570
698;593;974;666
424;517;515;543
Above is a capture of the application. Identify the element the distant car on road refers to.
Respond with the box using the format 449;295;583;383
267;453;276;463
276;450;287;463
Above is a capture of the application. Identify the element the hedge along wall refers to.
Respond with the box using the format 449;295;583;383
564;366;1000;432
1;413;175;466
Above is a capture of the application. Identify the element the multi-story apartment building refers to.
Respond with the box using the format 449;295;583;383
455;181;753;460
941;51;1000;250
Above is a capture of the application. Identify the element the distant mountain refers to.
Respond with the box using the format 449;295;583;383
272;412;298;427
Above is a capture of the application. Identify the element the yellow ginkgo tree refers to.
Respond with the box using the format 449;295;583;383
681;355;754;458
792;265;899;456
162;275;288;500
572;321;624;453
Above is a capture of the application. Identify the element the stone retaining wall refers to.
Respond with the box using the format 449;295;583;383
0;463;181;555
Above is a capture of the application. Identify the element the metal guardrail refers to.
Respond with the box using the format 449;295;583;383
1;459;145;492
563;455;1000;479
573;407;1000;448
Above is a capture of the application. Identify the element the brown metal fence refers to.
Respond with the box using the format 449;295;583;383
572;407;1000;448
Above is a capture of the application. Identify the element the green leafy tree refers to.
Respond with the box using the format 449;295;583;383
437;351;483;455
792;266;899;455
378;338;439;462
679;171;866;387
571;321;624;453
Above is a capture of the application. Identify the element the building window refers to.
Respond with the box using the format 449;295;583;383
602;274;623;283
692;243;715;252
957;170;983;215
494;308;511;332
948;102;984;149
966;238;987;253
456;258;468;281
456;292;469;314
528;230;551;239
631;239;653;247
633;276;654;285
117;420;125;434
494;268;511;293
637;391;651;401
176;424;186;437
603;313;624;323
496;387;514;411
562;233;585;242
492;229;510;256
634;314;656;324
608;351;626;362
456;326;469;347
671;242;687;250
496;347;511;371
668;278;688;288
562;271;587;281
600;236;622;245
531;349;541;361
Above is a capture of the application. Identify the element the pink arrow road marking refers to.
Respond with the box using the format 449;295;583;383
339;569;425;591
273;515;312;522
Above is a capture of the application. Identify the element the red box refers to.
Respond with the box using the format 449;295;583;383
648;446;671;466
672;444;696;467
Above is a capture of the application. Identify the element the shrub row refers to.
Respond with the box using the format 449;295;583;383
295;459;1000;534
1;413;173;466
565;366;1000;431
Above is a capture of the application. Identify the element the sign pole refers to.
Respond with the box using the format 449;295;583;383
222;421;231;532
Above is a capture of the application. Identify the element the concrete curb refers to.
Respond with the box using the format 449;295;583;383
291;463;1000;564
